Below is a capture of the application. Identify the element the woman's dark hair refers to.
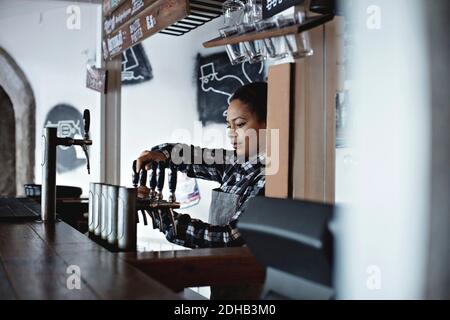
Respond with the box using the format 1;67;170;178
230;82;267;123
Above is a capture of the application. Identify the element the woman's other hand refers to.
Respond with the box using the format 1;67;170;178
136;150;167;172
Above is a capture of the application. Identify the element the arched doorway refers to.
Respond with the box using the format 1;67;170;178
0;86;15;196
0;47;36;196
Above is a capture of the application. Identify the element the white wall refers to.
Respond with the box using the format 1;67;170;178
0;0;102;195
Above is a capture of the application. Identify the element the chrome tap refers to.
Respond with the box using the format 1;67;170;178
41;109;92;222
81;110;91;174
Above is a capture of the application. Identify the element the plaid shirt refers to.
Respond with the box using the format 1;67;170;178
151;143;265;248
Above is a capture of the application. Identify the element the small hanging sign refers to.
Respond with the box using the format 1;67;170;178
86;65;107;93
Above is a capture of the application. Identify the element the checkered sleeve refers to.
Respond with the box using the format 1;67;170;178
151;143;235;184
164;214;245;248
158;172;265;248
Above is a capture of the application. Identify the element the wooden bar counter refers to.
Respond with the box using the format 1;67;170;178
0;219;266;299
119;247;266;292
0;220;178;300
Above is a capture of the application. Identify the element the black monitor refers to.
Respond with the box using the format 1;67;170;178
238;196;334;300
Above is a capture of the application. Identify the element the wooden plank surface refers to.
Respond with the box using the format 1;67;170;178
0;257;15;300
0;223;98;299
103;0;128;16
103;0;189;59
265;63;293;198
0;221;179;300
103;0;159;35
291;18;338;203
292;25;325;202
119;247;266;292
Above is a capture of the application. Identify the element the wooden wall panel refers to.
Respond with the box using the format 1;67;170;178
265;63;293;198
290;19;339;204
292;25;325;202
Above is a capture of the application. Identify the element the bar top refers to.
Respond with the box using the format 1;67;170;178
0;220;179;300
120;247;266;292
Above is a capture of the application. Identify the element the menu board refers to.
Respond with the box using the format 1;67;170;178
103;0;128;16
262;0;303;18
102;0;189;60
103;0;158;35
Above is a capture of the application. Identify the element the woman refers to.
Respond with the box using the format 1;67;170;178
135;82;267;249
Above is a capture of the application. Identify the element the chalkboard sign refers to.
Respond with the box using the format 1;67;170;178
121;43;153;85
262;0;303;18
196;52;266;126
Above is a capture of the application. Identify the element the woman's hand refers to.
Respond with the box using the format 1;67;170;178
135;150;167;172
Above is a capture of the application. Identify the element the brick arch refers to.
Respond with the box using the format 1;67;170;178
0;47;36;196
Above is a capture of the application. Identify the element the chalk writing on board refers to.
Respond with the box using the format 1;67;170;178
200;63;245;104
196;52;266;125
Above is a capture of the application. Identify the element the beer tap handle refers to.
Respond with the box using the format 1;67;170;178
168;162;177;202
139;167;147;186
168;208;177;236
137;166;150;199
140;209;148;226
145;209;157;229
157;208;164;232
132;160;139;187
83;109;90;140
157;161;166;200
82;109;91;174
149;161;158;194
82;145;91;175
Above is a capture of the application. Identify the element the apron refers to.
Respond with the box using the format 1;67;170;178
208;174;264;300
208;188;240;225
208;169;262;225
